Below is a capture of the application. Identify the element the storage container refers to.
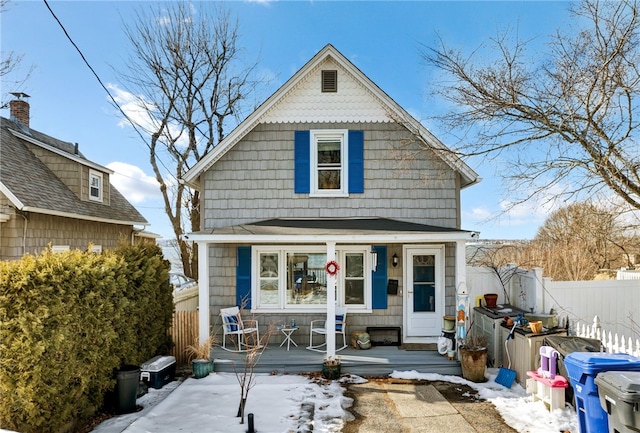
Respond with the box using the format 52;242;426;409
525;313;558;329
564;352;640;433
542;335;603;405
140;355;176;389
595;371;640;433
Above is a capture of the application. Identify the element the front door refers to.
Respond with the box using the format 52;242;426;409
404;246;444;341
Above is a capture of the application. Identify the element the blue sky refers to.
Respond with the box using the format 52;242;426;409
1;1;573;240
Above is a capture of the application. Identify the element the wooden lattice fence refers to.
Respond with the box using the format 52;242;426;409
169;310;199;366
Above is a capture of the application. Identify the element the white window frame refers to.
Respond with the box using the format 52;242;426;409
251;245;372;313
89;170;103;202
310;129;349;197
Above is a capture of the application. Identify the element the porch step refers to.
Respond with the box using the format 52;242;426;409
212;346;462;377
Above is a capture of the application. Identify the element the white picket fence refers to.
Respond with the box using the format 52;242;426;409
575;316;640;357
467;266;640;359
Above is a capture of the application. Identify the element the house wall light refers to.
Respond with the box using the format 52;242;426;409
370;247;378;272
392;253;398;267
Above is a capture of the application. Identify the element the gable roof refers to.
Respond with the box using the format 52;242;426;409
183;44;480;188
0;116;148;226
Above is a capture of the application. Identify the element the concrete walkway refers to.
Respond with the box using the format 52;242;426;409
343;380;517;433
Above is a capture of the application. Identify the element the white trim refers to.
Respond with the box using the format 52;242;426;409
198;242;210;344
14;206;147;226
8;128;113;173
0;181;25;209
310;129;349;197
182;45;479;188
186;232;472;244
89;169;103;202
403;244;446;342
251;244;372;312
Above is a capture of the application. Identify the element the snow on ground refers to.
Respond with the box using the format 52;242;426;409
392;368;579;433
4;368;580;433
91;373;364;433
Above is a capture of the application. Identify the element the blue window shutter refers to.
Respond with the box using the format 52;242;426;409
348;130;364;193
236;246;252;308
372;246;387;309
294;131;310;193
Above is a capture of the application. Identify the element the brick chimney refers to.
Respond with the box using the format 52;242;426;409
9;92;30;128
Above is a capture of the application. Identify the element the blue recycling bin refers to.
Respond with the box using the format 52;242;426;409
564;352;640;433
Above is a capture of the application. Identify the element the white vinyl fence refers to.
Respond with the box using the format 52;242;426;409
467;266;640;356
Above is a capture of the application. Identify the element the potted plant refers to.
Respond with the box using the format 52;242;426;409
322;356;341;380
458;334;488;382
185;336;216;379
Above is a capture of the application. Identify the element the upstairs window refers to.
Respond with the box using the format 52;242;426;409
311;130;348;196
89;170;103;202
294;129;364;195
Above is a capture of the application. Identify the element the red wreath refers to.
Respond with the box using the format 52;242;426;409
324;260;340;277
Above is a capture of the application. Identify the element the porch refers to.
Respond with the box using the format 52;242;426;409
212;345;462;377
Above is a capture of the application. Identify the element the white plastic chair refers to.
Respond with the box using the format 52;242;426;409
307;308;347;352
220;306;260;352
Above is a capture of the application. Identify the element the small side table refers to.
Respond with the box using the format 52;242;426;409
279;327;298;351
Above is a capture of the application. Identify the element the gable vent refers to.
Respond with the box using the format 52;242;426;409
321;70;338;93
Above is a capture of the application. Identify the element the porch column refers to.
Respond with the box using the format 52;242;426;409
455;239;470;341
455;239;467;295
197;241;210;344
326;241;336;358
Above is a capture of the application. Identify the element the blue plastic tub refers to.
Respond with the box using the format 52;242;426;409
564;352;640;433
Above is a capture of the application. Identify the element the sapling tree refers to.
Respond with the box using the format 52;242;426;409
229;306;276;424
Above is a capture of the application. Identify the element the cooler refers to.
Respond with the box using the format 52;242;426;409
564;352;640;433
595;371;640;433
140;355;176;389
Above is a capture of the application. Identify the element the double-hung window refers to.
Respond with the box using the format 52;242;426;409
253;245;371;312
311;130;348;196
89;170;103;202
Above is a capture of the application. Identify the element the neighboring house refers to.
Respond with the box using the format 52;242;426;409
183;44;480;347
0;96;151;260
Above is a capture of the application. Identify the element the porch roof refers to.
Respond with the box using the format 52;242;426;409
185;217;473;244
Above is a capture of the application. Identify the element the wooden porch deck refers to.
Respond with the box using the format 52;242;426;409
213;345;462;377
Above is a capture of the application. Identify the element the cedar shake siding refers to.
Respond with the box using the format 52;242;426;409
201;122;459;231
0;113;148;261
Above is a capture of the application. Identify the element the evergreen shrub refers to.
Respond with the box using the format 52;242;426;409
0;243;172;433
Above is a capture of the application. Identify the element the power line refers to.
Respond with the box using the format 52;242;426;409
42;0;176;179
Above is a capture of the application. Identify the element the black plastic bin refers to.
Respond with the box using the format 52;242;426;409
542;335;603;405
595;371;640;433
116;365;140;414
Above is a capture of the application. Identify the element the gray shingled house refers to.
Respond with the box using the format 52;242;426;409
183;45;480;350
0;96;151;260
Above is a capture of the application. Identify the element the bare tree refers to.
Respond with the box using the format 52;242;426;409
422;0;640;215
118;2;258;278
525;202;637;280
1;0;33;104
467;242;531;302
